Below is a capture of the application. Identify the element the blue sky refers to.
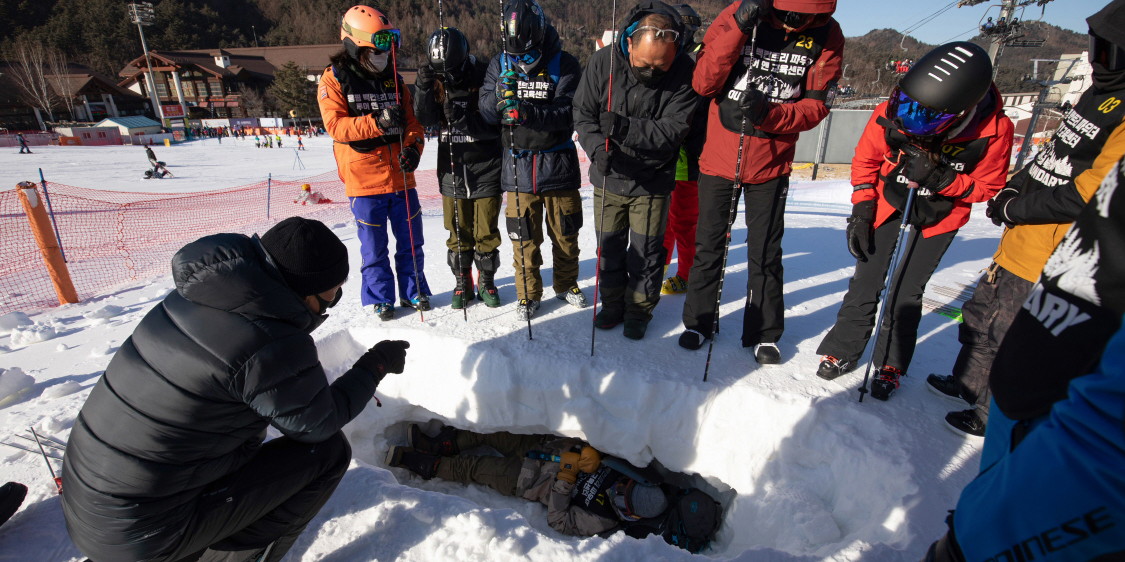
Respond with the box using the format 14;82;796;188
833;0;1103;44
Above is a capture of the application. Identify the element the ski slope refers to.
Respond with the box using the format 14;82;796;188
0;139;1000;561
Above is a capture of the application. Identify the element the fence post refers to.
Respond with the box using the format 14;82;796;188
266;173;272;220
38;168;67;263
16;182;79;305
811;111;832;181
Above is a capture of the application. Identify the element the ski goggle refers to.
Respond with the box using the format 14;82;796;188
887;87;963;137
632;26;680;44
1090;30;1125;71
511;49;541;66
343;20;402;52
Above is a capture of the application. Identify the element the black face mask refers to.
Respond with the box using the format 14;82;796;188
631;65;666;86
314;287;343;313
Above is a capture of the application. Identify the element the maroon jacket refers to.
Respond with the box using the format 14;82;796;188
693;2;844;184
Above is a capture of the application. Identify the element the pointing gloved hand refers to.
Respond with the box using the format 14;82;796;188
738;88;770;125
415;64;438;90
846;199;875;262
599;111;630;139
353;340;411;379
986;187;1019;228
734;0;772;35
398;144;421;173
900;145;956;191
374;104;405;132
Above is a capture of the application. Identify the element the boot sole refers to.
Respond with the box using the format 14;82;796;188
925;378;972;407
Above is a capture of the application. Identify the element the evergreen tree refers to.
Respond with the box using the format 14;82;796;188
268;61;315;118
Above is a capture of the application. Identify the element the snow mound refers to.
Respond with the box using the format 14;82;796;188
0;312;33;331
0;368;34;401
41;380;83;400
85;305;124;320
11;324;57;345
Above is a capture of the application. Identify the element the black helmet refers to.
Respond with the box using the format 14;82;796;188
502;0;547;55
427;27;469;74
673;4;702;49
888;41;992;138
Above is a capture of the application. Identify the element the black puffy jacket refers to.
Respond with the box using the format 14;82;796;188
573;0;699;197
61;233;377;562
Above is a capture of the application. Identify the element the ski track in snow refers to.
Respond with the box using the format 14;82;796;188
0;140;1001;561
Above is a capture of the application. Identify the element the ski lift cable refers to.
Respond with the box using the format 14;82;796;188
939;26;981;44
901;1;959;35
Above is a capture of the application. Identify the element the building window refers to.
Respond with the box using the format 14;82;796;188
155;83;168;97
182;81;194;97
209;82;223;96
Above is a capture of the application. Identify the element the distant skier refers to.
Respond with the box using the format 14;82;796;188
17;132;31;154
255;135;261;148
297;136;305;150
294;183;332;205
815;43;1014;401
276;134;282;148
145;145;158;166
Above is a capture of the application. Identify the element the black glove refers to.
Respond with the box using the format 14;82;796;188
739;88;770;124
354;340;411;377
416;64;437;90
734;0;771;35
986;187;1019;228
443;92;468;128
399;144;421;173
592;144;613;175
900;145;956;191
374;104;405;132
846;200;875;261
599;111;630;139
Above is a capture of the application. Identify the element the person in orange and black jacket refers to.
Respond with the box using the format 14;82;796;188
678;0;843;366
319;5;429;322
815;42;1014;402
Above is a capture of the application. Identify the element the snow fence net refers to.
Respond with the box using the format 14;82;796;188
0;171;447;315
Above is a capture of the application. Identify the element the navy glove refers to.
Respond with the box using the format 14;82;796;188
354;340;411;377
734;0;771;35
846;200;875;261
599;111;630;139
375;104;405;132
986;187;1019;228
399;144;421;173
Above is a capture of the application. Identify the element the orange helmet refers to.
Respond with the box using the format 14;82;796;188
301;183;311;191
340;6;400;51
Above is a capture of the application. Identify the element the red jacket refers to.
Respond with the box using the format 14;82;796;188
851;92;1014;238
693;2;844;184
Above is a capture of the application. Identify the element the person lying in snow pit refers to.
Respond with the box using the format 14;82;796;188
387;424;722;552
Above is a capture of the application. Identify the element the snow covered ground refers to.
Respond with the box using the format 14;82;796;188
0;140;1000;561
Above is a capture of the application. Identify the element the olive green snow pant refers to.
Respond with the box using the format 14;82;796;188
594;188;670;322
505;190;583;301
435;431;547;497
443;195;502;254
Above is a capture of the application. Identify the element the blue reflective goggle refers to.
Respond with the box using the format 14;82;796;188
510;49;540;66
887;87;962;137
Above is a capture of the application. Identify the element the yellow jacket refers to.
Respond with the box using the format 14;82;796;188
994;120;1125;282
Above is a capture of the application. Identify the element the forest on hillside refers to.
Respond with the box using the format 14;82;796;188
0;0;1091;93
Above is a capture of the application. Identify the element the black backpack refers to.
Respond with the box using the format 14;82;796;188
619;487;722;554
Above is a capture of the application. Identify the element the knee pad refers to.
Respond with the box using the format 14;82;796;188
474;249;500;273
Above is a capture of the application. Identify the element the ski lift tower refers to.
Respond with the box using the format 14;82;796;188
128;2;165;123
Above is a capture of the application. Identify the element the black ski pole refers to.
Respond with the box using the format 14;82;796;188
858;182;918;402
703;25;757;383
438;5;468;322
391;41;426;323
29;428;61;494
501;0;532;339
591;0;618;357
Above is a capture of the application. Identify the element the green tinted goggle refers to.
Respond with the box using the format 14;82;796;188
343;20;402;52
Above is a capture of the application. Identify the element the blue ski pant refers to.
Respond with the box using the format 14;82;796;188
349;189;430;306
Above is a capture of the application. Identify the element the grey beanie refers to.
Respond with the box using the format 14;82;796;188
627;482;668;519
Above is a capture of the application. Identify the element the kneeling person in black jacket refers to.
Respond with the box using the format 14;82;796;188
62;217;410;562
574;0;698;340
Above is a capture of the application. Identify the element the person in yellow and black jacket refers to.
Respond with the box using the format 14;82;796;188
319;5;429;322
925;0;1125;438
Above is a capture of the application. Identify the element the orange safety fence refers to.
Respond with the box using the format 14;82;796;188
2;154;590;316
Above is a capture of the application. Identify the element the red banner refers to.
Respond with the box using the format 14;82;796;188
161;104;185;118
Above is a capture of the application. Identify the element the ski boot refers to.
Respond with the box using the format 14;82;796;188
400;295;432;312
661;274;688;295
515;299;540;321
594;307;625;330
385;447;440;480
944;409;986;438
449;250;475;310
557;286;588;308
925;374;970;406
678;329;708;350
816;355;854;380
623;319;648;340
408;424;460;456
870;365;904;401
753;343;781;365
475;250;501;308
373;303;394;321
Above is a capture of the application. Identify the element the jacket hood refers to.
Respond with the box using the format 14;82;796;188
616;0;685;59
171;233;321;332
1088;0;1125;53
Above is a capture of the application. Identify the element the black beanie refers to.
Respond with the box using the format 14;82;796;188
260;217;349;296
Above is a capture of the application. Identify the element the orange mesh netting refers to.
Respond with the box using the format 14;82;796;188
1;155;590;315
